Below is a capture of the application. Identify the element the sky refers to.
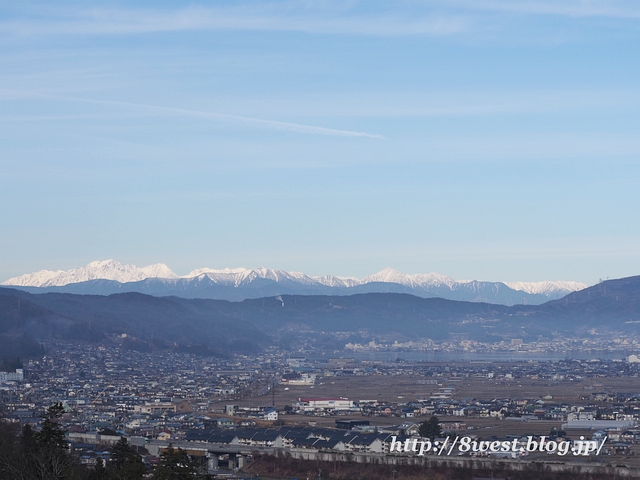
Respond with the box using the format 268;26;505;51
1;1;639;285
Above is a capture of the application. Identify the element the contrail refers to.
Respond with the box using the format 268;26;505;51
0;89;384;139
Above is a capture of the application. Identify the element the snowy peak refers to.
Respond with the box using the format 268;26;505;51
140;263;179;279
504;280;587;296
364;268;455;288
1;260;588;304
2;268;66;288
185;267;248;277
314;275;361;288
183;267;362;289
2;260;178;287
184;267;320;287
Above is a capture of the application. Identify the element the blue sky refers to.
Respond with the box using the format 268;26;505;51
1;1;639;284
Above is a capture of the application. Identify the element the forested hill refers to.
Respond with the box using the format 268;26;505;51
1;275;640;358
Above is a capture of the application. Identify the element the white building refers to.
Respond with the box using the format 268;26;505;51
263;408;278;421
133;402;176;414
281;373;316;385
562;420;637;430
0;369;23;382
296;397;354;412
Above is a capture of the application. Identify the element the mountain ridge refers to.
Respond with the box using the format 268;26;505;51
1;275;639;356
2;260;588;306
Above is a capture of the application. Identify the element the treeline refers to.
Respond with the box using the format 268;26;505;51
245;453;621;480
0;334;45;360
0;404;212;480
0;288;270;355
0;357;23;372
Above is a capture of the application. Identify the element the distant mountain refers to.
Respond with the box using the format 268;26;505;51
2;261;588;306
0;288;269;356
4;259;178;287
0;275;639;356
504;280;587;296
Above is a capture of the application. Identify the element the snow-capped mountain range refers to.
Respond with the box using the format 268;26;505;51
4;260;179;287
1;260;588;306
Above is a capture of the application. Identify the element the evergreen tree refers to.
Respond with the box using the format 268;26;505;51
0;412;79;480
110;437;146;480
152;445;198;480
88;458;112;480
418;415;441;440
26;403;75;479
35;403;68;450
0;421;20;480
20;424;38;454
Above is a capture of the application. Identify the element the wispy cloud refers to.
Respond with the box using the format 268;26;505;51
0;4;466;37
214;90;640;118
1;1;637;40
457;0;640;19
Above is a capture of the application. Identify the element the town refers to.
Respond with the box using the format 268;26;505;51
5;340;640;477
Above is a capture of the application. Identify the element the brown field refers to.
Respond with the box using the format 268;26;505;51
201;371;640;469
209;374;443;411
205;372;640;459
272;375;444;406
456;376;640;404
223;372;640;411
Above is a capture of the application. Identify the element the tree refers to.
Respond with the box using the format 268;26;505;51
88;458;111;480
110;437;146;480
419;416;441;440
28;403;75;479
0;357;22;372
0;411;80;480
0;421;20;480
20;424;38;455
152;445;198;480
35;403;68;450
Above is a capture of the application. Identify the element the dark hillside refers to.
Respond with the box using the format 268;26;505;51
2;275;640;357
